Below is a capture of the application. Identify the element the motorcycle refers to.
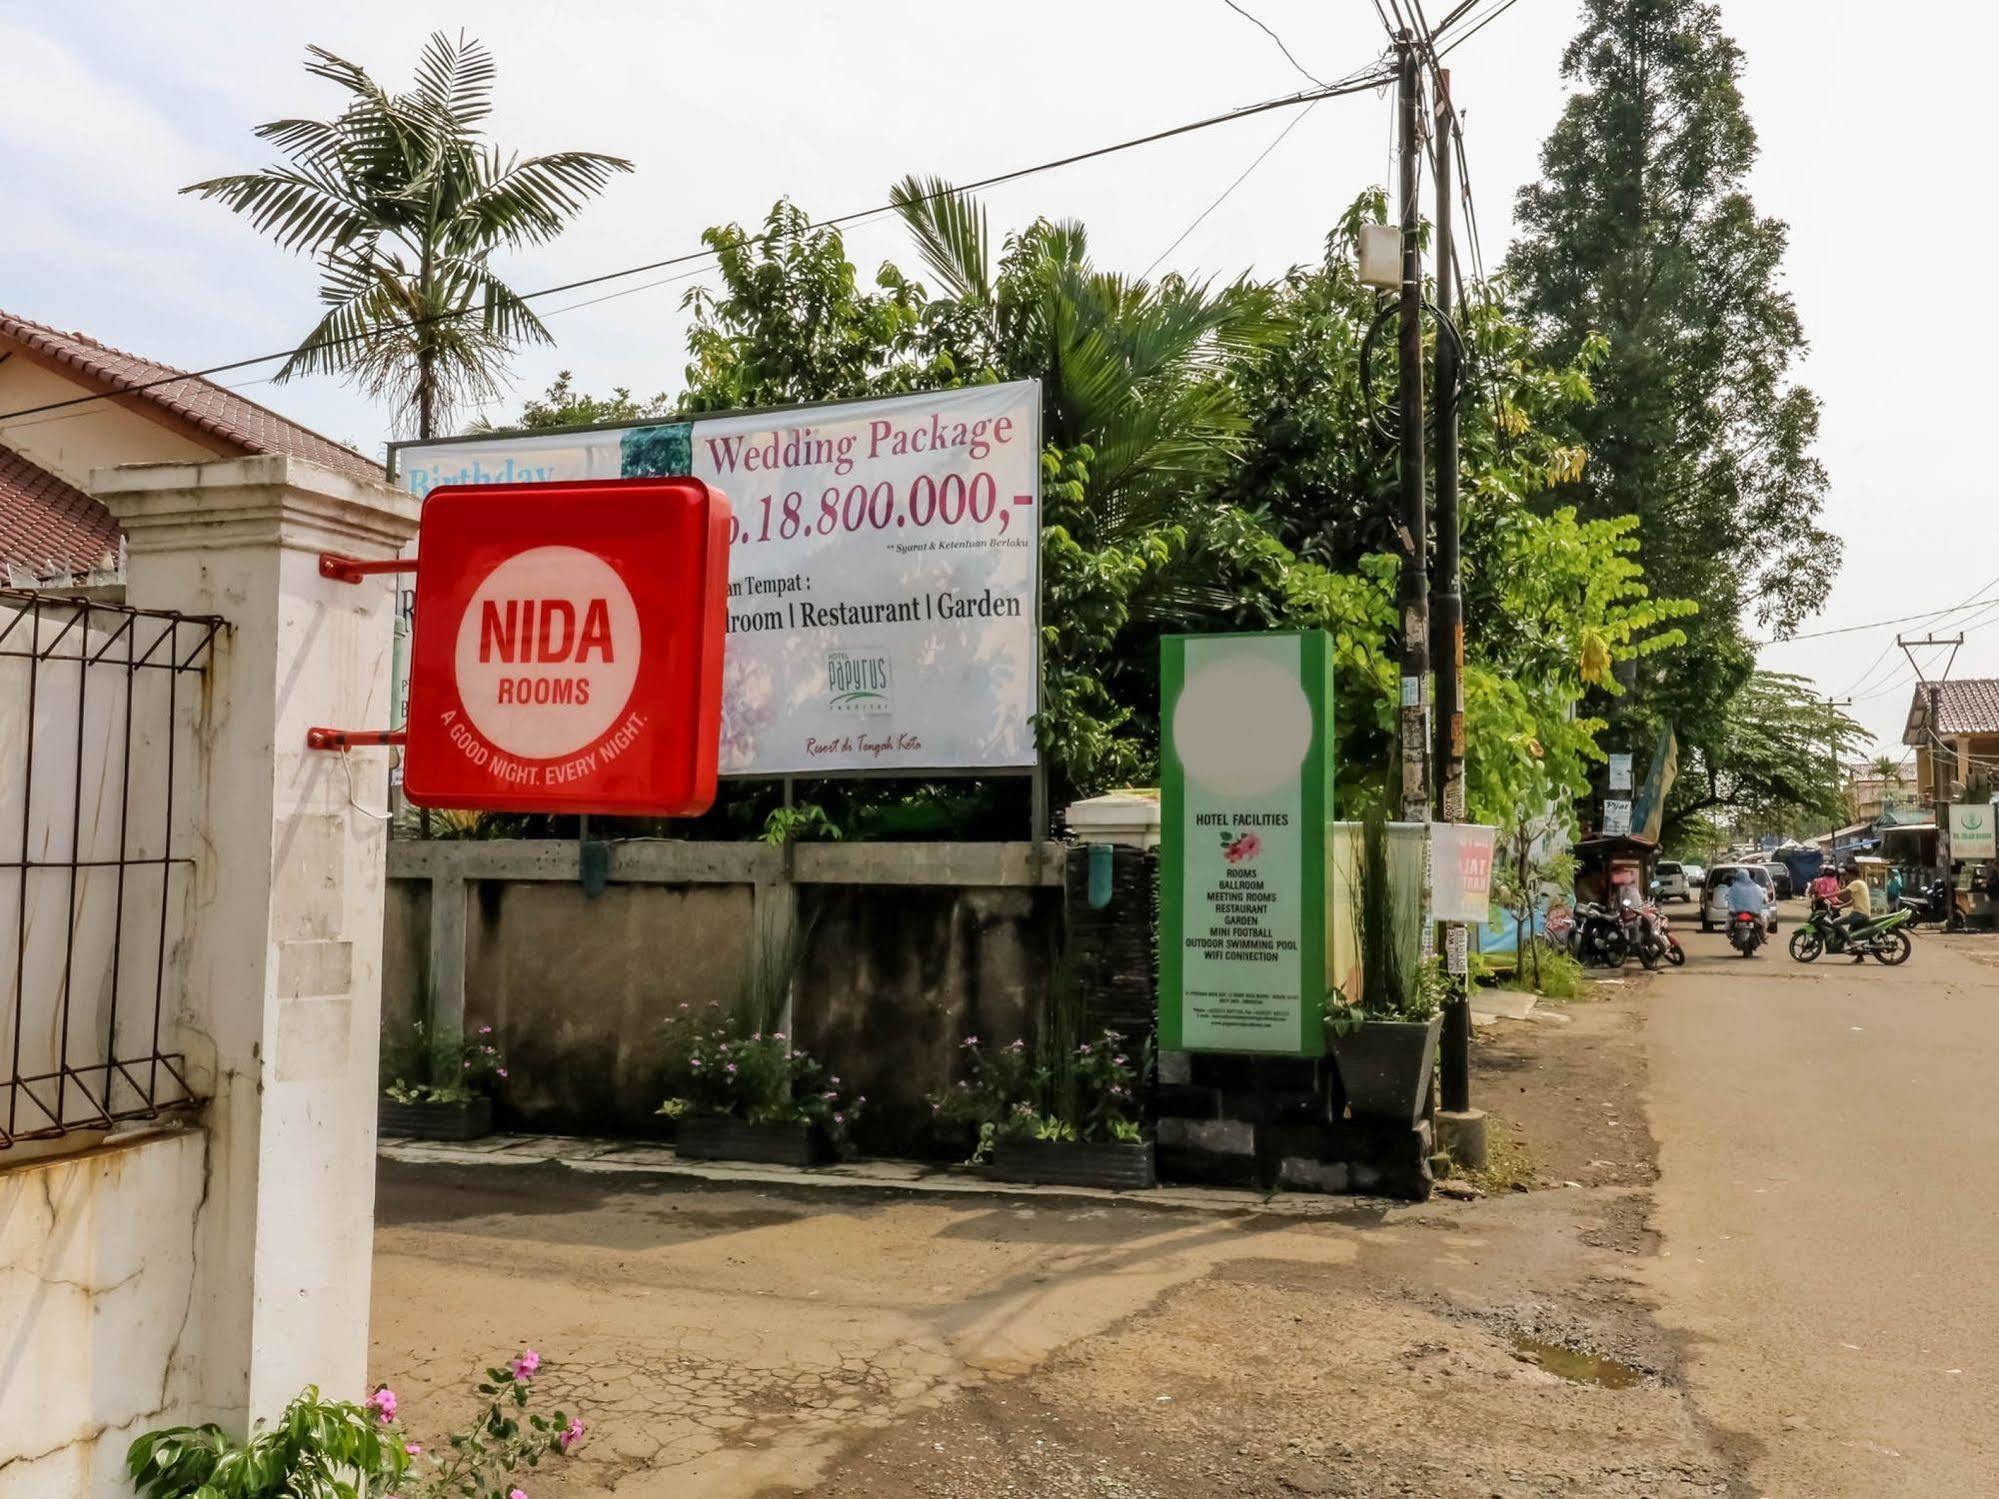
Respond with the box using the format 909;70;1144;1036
1789;903;1914;965
1728;909;1766;957
1567;901;1629;968
1641;881;1686;967
1893;879;1966;932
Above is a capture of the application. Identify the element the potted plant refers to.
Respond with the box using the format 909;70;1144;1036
1326;809;1443;1125
379;1020;506;1140
657;1012;863;1166
930;1025;1156;1191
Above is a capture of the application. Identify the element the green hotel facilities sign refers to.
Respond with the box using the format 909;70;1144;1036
1160;631;1332;1056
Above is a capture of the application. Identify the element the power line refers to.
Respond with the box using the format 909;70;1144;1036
1439;0;1527;57
0;72;1394;428
1220;0;1327;88
1143;99;1327;279
1756;573;1999;646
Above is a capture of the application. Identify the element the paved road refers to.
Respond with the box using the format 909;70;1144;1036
1643;904;1999;1496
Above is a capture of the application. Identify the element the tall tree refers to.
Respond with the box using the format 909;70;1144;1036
1508;0;1839;746
1664;671;1863;841
186;32;631;438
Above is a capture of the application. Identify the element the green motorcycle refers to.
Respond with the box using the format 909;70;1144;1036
1788;902;1914;965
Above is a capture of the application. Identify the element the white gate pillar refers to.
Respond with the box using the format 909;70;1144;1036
96;455;418;1430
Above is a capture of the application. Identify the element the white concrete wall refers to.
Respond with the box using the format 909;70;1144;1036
0;456;417;1492
0;1129;207;1499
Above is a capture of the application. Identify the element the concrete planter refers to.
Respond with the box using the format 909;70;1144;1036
989;1138;1157;1190
676;1115;826;1168
379;1094;493;1141
1329;1015;1442;1126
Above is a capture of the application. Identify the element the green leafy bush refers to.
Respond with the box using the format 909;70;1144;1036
657;1010;864;1148
382;1019;506;1105
128;1350;582;1498
929;1028;1149;1159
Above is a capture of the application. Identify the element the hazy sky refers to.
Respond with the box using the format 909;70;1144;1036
3;0;1991;755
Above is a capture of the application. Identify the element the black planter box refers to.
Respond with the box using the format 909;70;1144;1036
676;1115;826;1167
989;1138;1156;1190
379;1095;493;1141
1328;1016;1442;1125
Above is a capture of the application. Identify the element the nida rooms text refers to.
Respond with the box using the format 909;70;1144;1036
727;587;1022;633
478;597;615;705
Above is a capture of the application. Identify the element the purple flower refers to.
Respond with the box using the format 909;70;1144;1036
1114;1055;1128;1066
497;1068;508;1078
367;1387;397;1422
478;1025;492;1034
511;1349;541;1380
558;1417;585;1452
962;1036;979;1048
726;1063;737;1074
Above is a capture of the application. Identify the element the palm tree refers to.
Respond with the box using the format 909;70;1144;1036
185;33;631;438
890;175;1285;546
1869;753;1904;783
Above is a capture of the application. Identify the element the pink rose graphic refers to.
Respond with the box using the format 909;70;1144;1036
1221;832;1262;864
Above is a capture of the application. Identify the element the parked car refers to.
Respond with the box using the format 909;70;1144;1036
1700;863;1778;933
1761;861;1793;899
1654;860;1691;901
1684;862;1706;890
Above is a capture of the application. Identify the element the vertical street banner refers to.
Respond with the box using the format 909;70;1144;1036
1160;631;1333;1056
392;381;1041;778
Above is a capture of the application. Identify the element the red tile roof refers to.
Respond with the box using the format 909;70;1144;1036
1904;679;1999;741
0;444;120;579
0;309;383;484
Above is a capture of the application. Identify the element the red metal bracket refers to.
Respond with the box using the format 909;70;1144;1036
319;553;419;584
305;727;408;751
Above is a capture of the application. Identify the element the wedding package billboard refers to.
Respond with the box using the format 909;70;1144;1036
393;381;1041;778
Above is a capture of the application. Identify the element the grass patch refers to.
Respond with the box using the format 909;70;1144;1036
1503;943;1586;1001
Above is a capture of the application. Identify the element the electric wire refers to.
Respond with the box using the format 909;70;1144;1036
1439;0;1527;57
0;72;1394;428
1220;0;1327;88
1142;99;1325;279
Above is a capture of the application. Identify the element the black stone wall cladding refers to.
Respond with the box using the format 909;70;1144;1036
1062;841;1160;1038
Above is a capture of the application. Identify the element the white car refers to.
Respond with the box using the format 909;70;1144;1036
1654;860;1691;901
1700;863;1778;933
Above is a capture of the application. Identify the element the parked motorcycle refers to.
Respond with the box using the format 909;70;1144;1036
1893;879;1966;932
1789;904;1914;965
1728;909;1766;957
1568;901;1630;968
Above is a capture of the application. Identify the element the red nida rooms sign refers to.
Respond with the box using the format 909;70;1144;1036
402;478;730;815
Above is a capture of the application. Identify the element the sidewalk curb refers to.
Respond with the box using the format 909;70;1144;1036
378;1134;1411;1218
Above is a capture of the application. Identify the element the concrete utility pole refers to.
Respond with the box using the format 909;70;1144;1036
1431;67;1471;1118
1897;634;1963;870
1822;696;1851;805
1394;33;1430;825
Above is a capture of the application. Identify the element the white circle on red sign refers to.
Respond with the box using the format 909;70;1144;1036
453;545;642;760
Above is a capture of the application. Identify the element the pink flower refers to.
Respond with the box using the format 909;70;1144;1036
497;1068;508;1078
367;1387;397;1422
511;1349;541;1380
405;1442;423;1456
725;1063;737;1074
479;1025;493;1034
558;1417;585;1452
510;1490;529;1499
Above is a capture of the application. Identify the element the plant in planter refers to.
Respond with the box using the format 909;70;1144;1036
929;1024;1156;1190
657;1010;864;1165
1326;809;1443;1125
380;1019;507;1140
129;1346;582;1498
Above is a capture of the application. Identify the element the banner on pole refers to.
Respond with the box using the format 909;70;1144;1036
1430;822;1498;923
394;382;1041;778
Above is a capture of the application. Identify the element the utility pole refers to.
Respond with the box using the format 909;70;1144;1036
1394;32;1430;826
1897;634;1963;871
1431;67;1471;1118
1822;696;1851;814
